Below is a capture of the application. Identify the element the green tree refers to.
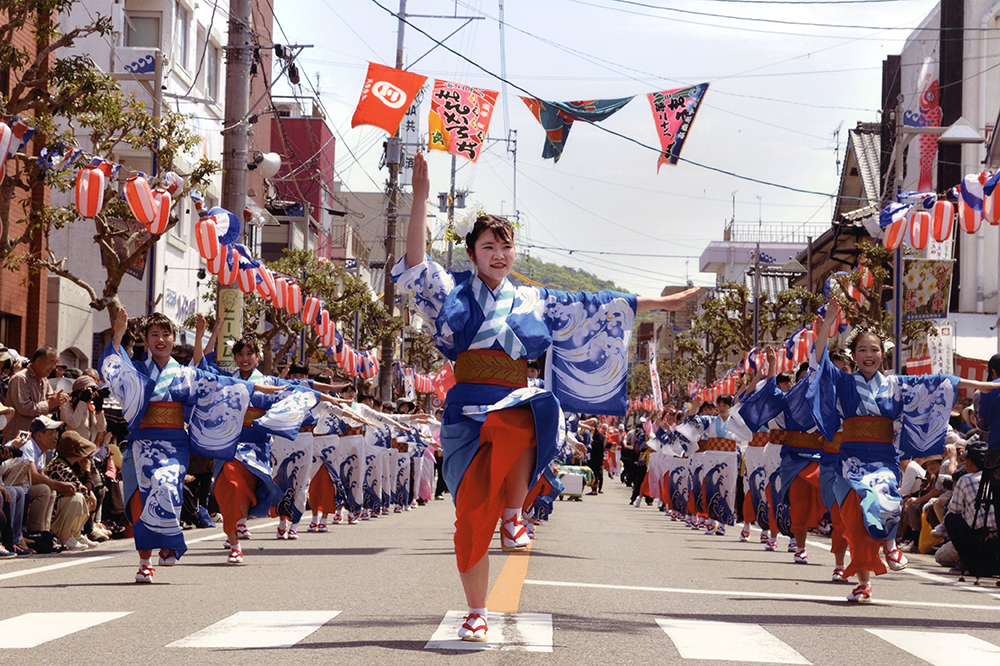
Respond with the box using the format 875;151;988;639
1;0;217;322
676;282;825;386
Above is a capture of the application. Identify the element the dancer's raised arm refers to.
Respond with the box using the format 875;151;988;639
406;152;430;269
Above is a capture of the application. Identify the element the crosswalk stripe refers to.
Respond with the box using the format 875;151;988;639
0;612;131;648
656;618;811;664
425;611;553;652
166;611;341;648
866;629;1000;666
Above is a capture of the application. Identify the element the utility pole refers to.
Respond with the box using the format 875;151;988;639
379;0;407;402
446;154;456;269
216;0;254;366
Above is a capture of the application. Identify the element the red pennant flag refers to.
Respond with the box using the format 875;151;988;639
351;62;427;135
428;79;498;163
647;83;709;172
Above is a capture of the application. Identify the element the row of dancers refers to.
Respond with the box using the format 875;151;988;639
641;306;998;603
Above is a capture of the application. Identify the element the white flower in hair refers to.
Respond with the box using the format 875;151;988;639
454;204;484;239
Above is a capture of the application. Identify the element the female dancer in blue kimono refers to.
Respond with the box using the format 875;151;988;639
394;153;699;641
101;309;286;583
191;316;347;562
809;300;998;602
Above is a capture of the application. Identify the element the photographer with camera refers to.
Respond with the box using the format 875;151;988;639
60;375;112;543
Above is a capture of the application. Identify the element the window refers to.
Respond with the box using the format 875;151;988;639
125;13;160;48
205;42;220;102
175;2;191;70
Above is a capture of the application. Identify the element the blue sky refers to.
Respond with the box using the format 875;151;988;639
271;0;941;294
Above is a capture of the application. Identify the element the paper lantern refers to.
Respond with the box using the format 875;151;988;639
315;309;330;337
985;188;1000;226
335;339;348;365
958;197;982;234
322;323;336;348
206;239;226;273
931;200;954;242
75;166;106;218
124;175;157;227
149;188;171;235
858;266;874;289
302;296;321;325
255;266;275;300
195;218;220;261
846;284;867;307
0;121;12;185
882;216;906;250
273;277;287;309
287;282;302;315
218;247;239;286
237;265;257;294
909;209;930;250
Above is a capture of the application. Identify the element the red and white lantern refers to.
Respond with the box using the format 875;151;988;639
958;183;982;234
287;282;302;315
218;247;239;286
124;175;157;227
985;187;1000;226
931;200;954;242
858;266;874;289
315;309;330;338
237;265;257;294
0;122;12;185
255;266;275;301
322;323;336;348
195;218;220;260
273;277;288;309
148;187;171;235
302;296;321;326
909;209;930;250
882;216;907;250
75;166;107;218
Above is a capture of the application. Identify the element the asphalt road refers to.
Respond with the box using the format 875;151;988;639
2;476;999;665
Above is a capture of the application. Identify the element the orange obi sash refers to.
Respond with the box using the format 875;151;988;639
345;425;364;436
749;432;769;447
454;349;527;389
768;430;786;446
782;430;826;451
299;425;315;433
824;432;842;455
703;437;736;452
139;401;184;430
242;407;267;428
842;416;894;444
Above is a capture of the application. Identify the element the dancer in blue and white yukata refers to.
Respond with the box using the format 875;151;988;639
392;153;699;642
101;309;288;583
808;299;998;602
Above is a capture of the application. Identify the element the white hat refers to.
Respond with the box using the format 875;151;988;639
30;415;64;433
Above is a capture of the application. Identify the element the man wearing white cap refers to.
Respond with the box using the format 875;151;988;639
7;416;77;533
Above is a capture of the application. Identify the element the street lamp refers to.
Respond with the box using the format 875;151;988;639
890;106;985;373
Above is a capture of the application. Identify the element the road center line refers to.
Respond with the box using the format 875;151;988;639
523;579;1000;612
487;541;532;613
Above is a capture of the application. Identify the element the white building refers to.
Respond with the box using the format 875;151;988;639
48;0;229;365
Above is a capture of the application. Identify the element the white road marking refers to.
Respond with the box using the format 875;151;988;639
523;579;1000;612
657;618;810;664
900;566;1000;601
867;629;1000;666
0;612;131;648
167;610;340;648
425;611;553;652
0;520;281;582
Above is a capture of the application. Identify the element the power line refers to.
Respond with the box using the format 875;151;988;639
367;0;838;199
595;0;999;31
523;243;699;258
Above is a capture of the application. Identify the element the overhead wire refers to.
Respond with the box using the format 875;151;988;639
368;0;840;199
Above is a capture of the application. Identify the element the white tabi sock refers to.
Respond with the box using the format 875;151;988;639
468;606;487;617
501;508;520;522
279;517;289;530
139;557;151;567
